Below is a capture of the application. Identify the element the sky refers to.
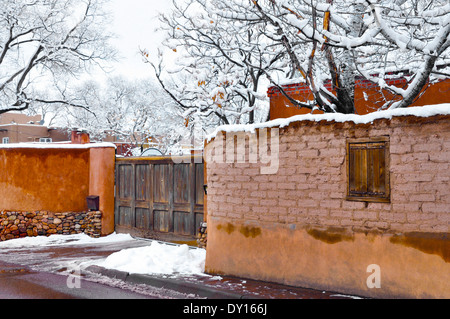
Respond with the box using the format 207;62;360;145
106;0;174;80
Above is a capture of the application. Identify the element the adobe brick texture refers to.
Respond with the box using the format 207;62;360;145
206;114;449;235
205;114;449;298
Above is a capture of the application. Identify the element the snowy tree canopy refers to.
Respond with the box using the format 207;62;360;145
144;0;280;132
0;0;115;115
151;0;449;120
58;75;189;154
249;0;450;113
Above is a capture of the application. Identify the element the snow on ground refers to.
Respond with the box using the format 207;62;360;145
92;241;206;276
0;233;207;277
0;232;134;249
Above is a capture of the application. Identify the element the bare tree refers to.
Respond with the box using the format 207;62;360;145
248;0;450;113
60;75;188;153
145;0;286;132
152;0;449;118
0;0;115;115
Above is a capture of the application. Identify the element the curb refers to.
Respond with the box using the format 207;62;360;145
85;265;256;299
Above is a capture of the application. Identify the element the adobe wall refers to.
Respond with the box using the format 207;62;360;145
0;147;90;212
89;147;116;235
0;144;115;236
204;113;449;298
0;113;42;125
268;78;450;119
0;124;50;143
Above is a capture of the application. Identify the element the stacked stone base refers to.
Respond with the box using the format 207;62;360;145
196;222;207;249
0;211;102;241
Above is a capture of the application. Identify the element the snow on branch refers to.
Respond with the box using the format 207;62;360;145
0;0;115;114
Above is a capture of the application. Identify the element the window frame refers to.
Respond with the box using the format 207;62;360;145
39;137;52;143
2;137;9;144
346;136;390;203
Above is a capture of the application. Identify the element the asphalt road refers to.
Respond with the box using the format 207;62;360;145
0;237;196;299
0;261;155;299
0;235;364;300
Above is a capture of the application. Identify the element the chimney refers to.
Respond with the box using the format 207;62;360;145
71;129;90;144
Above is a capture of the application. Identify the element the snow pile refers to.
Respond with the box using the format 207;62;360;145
0;233;207;277
206;103;450;141
93;241;206;276
0;233;134;249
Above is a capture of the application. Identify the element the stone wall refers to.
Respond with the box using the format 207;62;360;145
204;109;449;298
0;211;102;241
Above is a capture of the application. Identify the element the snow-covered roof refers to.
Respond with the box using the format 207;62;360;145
0;142;116;149
206;103;450;142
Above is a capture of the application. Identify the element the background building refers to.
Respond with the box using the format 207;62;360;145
0;113;70;144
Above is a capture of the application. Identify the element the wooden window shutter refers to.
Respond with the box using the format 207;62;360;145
347;137;390;202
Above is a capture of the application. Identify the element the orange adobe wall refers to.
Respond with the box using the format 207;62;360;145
268;78;450;119
0;148;90;212
89;147;116;235
0;144;116;236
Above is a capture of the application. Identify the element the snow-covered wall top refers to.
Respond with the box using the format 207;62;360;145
206;103;450;142
0;142;116;149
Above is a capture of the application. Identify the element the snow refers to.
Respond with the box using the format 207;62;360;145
330;294;363;299
206;103;450;141
93;241;206;276
0;142;116;149
0;233;206;277
0;232;134;249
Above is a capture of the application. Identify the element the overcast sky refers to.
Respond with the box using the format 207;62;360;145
106;0;173;80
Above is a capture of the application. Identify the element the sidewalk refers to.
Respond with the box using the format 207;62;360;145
85;264;363;299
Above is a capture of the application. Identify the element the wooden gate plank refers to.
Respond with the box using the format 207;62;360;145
115;156;204;241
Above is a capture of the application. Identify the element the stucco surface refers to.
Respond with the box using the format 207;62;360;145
206;218;449;298
0;148;90;212
204;113;450;298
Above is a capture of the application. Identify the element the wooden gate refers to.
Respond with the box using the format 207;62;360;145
115;156;204;242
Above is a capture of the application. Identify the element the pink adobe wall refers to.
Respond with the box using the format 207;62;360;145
204;113;450;298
